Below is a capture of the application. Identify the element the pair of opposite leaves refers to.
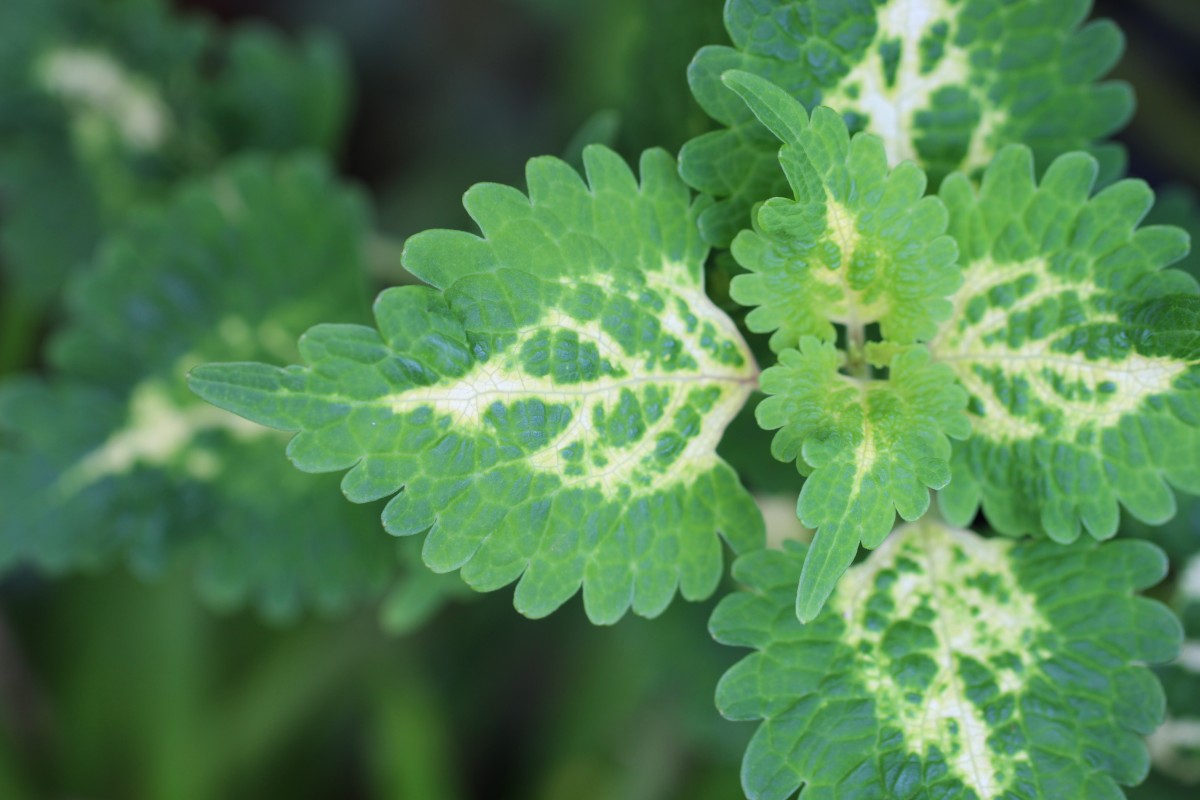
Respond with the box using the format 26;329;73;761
191;70;1200;626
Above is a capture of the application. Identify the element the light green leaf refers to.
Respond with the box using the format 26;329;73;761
930;146;1200;542
723;70;960;353
682;0;1133;246
711;518;1181;800
0;155;403;622
190;146;764;625
758;338;969;621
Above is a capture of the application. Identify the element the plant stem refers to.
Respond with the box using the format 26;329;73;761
139;572;213;800
845;321;870;380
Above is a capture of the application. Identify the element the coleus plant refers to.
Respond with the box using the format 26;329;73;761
8;0;1200;797
0;0;348;317
0;0;471;628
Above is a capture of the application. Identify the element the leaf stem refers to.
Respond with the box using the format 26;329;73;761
845;321;870;380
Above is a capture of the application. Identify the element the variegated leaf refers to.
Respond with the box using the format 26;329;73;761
758;339;969;621
681;0;1132;246
931;146;1200;542
0;155;403;621
712;518;1181;800
724;70;960;353
190;146;764;624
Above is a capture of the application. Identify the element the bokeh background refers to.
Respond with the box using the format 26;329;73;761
1;1;1198;798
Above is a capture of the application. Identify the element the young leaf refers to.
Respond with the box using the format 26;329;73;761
712;519;1181;800
0;155;403;621
931;146;1200;542
758;339;969;621
723;71;960;353
190;146;764;625
681;0;1133;246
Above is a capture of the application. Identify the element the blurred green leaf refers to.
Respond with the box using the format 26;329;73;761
0;155;408;622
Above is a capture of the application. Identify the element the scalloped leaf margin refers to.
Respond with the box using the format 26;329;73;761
190;146;764;625
711;519;1181;800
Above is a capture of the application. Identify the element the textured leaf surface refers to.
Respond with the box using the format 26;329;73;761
724;71;960;353
681;0;1132;245
758;339;969;620
930;146;1200;541
0;155;403;621
716;71;969;620
712;519;1180;800
190;147;763;624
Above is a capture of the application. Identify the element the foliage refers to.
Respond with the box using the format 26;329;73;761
712;519;1179;799
0;156;412;621
2;0;1199;798
190;147;764;624
0;0;348;309
679;0;1132;246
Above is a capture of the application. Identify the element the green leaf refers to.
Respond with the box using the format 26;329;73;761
0;0;351;307
1144;185;1200;280
757;338;969;621
0;0;206;306
190;146;764;625
681;0;1133;246
380;538;475;636
1139;536;1200;787
0;155;403;621
205;24;350;154
723;71;960;353
711;519;1181;800
711;71;969;620
930;146;1200;542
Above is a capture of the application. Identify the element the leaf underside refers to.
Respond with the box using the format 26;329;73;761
931;146;1200;542
681;0;1132;246
190;146;764;625
712;519;1181;800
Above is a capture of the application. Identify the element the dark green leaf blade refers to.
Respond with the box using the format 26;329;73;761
0;154;406;622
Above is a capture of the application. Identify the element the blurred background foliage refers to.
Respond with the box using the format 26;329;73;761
0;0;1197;798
